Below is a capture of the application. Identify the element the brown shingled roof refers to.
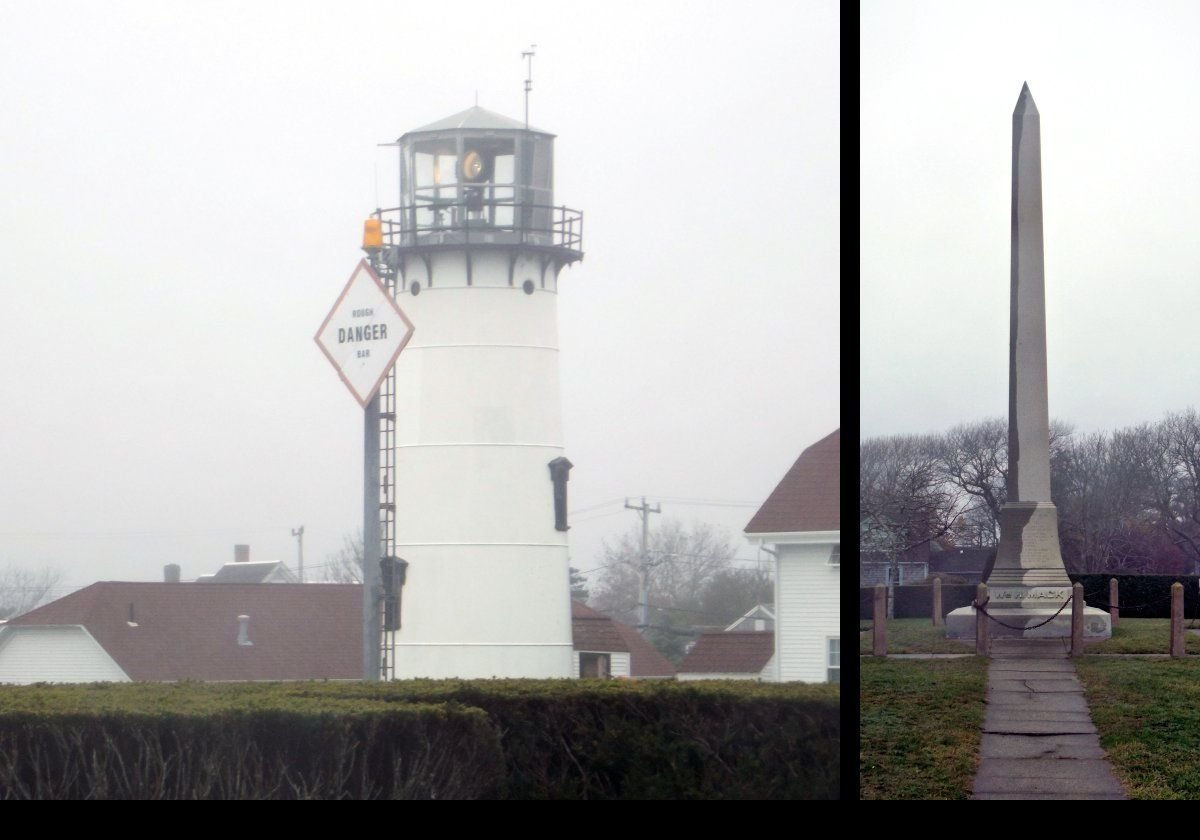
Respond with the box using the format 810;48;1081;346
571;601;630;653
10;582;361;681
608;618;676;678
571;602;676;678
745;428;840;534
678;631;774;675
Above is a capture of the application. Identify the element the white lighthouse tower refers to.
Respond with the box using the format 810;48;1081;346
363;106;583;678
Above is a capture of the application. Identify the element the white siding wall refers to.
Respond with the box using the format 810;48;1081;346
776;540;840;682
759;652;776;680
611;652;631;678
573;650;630;678
0;626;130;684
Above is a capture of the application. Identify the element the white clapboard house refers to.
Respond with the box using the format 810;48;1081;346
743;429;840;683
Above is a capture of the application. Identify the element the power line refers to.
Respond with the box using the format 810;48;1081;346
655;497;760;508
570;510;626;525
568;498;625;516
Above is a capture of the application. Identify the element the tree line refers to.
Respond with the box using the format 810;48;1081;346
860;410;1200;576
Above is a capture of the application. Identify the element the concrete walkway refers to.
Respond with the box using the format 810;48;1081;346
973;639;1127;800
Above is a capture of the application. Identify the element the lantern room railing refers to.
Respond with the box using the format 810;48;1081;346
369;200;583;259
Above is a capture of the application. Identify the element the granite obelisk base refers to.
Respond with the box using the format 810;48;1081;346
946;502;1111;638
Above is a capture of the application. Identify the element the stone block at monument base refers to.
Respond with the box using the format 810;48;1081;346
945;605;1111;640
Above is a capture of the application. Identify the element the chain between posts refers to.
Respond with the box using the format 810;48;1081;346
972;593;1074;631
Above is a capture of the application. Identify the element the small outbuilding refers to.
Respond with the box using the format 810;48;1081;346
570;601;675;679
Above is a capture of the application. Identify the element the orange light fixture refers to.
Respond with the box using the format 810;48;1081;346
363;218;383;249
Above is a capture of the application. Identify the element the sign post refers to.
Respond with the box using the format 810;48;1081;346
315;259;414;681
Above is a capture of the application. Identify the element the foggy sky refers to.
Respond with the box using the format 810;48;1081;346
0;2;840;598
862;1;1200;442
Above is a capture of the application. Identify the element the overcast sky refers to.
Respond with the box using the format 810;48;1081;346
862;1;1200;440
0;1;839;597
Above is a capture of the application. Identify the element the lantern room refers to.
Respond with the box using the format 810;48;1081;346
370;106;582;263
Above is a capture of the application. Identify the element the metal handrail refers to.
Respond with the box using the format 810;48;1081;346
371;200;583;254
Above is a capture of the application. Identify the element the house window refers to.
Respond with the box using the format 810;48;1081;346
827;638;840;683
829;544;840;565
580;652;611;679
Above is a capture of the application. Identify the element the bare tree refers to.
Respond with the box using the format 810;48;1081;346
590;519;740;660
860;434;963;566
0;567;64;620
321;532;364;584
860;433;968;616
936;418;1007;547
1156;409;1200;573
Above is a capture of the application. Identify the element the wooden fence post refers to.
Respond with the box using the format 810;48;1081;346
975;582;988;657
1071;582;1084;657
932;577;943;627
873;584;887;657
1109;577;1119;628
1171;582;1185;658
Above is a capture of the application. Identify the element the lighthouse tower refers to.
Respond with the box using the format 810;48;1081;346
363;106;583;678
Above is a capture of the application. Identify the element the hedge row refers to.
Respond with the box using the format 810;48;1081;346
859;575;1200;620
1071;575;1200;619
0;704;503;800
0;680;840;800
858;583;976;619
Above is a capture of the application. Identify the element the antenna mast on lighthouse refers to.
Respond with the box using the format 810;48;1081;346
522;44;537;128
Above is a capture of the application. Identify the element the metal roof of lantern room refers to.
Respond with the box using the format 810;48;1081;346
401;105;554;139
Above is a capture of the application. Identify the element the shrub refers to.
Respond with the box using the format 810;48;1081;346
0;703;504;800
0;680;839;800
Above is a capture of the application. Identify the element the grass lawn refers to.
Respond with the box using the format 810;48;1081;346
1084;618;1200;654
1076;657;1200;799
858;618;975;655
860;657;988;799
860;617;1200;655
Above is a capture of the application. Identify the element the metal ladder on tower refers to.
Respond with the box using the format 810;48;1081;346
368;249;399;680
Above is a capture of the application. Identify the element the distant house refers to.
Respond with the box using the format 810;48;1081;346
0;582;360;684
928;546;994;584
744;428;840;683
570;601;675;679
725;604;775;633
193;545;297;583
677;631;775;681
198;560;298;584
859;545;932;587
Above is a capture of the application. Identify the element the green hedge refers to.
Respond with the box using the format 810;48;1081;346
858;584;977;619
0;681;839;800
0;703;503;800
1071;575;1200;619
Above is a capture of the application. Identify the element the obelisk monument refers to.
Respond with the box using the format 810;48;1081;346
948;83;1110;639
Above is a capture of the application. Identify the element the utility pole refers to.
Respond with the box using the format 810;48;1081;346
625;497;661;632
291;526;305;582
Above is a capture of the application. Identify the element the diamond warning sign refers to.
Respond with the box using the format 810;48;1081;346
315;259;414;407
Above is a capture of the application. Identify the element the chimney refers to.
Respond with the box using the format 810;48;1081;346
237;614;253;646
164;564;181;583
234;544;250;563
